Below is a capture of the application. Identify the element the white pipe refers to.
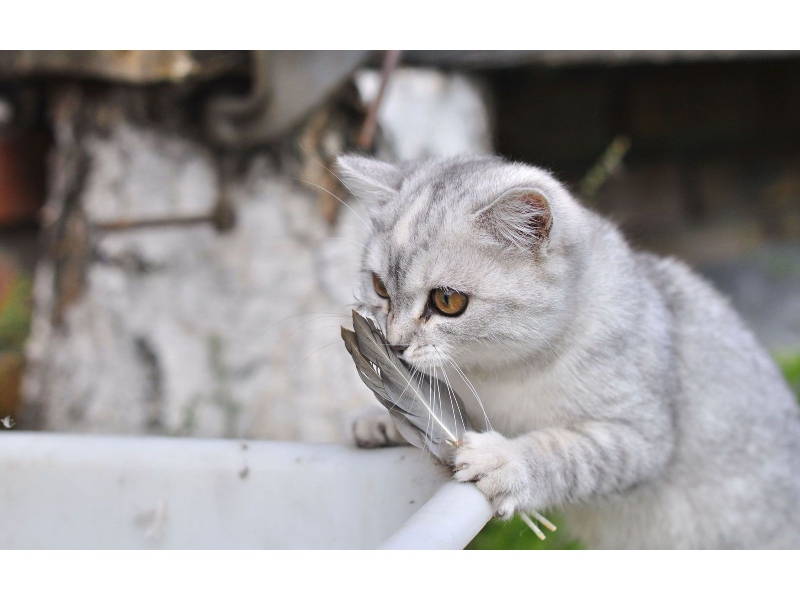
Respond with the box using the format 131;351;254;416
379;481;493;550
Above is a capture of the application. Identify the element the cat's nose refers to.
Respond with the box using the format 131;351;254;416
390;344;409;355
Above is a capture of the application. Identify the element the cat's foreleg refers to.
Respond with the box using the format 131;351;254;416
453;419;673;518
352;405;411;448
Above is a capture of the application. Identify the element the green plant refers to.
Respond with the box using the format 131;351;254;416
467;512;583;550
775;352;800;399
0;269;32;353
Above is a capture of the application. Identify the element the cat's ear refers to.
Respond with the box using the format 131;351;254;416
335;155;403;211
474;187;553;251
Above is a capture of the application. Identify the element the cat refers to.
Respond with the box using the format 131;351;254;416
336;153;800;549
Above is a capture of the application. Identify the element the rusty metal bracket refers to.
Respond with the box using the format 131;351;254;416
92;196;236;233
357;50;402;150
203;51;370;148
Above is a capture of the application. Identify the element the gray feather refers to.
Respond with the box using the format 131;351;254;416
341;310;472;465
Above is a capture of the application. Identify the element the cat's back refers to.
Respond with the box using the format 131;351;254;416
632;250;800;547
634;250;799;426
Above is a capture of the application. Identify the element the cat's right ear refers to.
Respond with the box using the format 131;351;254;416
474;187;553;252
335;155;403;215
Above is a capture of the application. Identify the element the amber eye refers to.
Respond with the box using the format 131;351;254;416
431;288;468;317
372;273;390;299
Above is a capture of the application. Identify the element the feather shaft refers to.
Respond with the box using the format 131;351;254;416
519;512;547;540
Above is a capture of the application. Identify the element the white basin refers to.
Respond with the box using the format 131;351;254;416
0;432;456;549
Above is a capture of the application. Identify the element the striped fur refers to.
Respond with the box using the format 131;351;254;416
337;154;800;549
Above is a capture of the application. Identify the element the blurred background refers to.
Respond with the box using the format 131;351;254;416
2;49;800;448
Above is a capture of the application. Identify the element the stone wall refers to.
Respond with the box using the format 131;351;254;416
22;70;493;441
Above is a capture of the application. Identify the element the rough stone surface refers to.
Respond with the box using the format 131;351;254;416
355;69;492;161
23;69;493;441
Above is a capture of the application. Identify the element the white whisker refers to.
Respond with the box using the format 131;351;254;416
297;142;368;214
445;355;493;432
531;327;562;360
295;179;371;231
435;347;468;439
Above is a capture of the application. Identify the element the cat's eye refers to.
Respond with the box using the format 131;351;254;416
431;288;468;317
372;273;390;299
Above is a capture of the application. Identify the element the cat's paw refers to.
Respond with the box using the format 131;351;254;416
352;406;410;449
454;431;531;519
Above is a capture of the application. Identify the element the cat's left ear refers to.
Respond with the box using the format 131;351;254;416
474;187;553;251
335;155;403;211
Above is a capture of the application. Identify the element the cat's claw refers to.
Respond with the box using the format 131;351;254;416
454;431;532;519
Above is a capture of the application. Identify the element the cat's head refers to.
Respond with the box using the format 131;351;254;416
337;155;591;373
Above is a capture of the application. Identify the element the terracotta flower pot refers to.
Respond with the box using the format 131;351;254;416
0;131;48;227
0;256;31;420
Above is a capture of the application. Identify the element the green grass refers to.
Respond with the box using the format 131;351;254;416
468;351;800;550
775;353;800;398
467;512;583;550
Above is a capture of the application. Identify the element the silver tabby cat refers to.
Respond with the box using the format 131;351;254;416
337;154;800;549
